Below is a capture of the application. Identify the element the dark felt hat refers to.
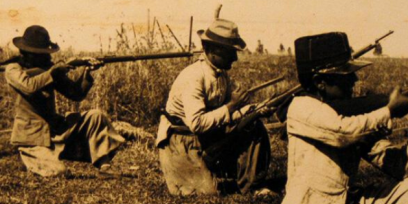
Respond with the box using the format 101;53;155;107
197;19;246;51
13;25;59;54
295;32;371;75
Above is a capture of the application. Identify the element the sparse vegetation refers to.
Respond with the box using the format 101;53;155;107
1;23;408;203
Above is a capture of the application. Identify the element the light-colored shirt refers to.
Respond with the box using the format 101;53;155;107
156;54;235;146
282;96;391;204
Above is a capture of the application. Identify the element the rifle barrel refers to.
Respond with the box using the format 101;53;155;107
248;76;284;93
235;84;303;131
263;84;303;109
353;45;375;59
353;30;394;59
375;30;394;43
0;51;204;72
98;52;194;63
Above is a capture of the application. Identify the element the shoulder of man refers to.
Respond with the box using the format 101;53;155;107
4;63;23;79
5;62;22;71
178;59;207;79
288;96;336;118
5;63;47;77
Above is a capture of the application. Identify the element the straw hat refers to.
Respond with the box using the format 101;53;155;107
197;19;246;51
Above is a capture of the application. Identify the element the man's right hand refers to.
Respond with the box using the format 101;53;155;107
387;86;408;118
49;62;71;79
226;85;250;113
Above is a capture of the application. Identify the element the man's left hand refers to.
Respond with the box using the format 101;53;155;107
83;57;104;71
258;106;277;117
66;57;105;71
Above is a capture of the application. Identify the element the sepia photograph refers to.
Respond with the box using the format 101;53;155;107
1;0;408;203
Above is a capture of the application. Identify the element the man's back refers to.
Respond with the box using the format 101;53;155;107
5;63;56;146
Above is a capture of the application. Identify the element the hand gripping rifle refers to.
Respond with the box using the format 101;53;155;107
228;84;303;133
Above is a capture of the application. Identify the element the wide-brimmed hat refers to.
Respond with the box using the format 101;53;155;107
295;32;371;75
13;25;59;54
197;19;246;51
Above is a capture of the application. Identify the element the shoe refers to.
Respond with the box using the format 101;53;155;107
254;188;279;197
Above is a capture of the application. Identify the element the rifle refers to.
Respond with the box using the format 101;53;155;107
352;30;394;59
0;51;202;72
229;84;303;133
202;84;303;164
66;51;202;67
0;16;201;72
247;76;284;93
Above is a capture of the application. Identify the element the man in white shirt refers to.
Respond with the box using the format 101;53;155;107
282;32;408;204
157;18;272;195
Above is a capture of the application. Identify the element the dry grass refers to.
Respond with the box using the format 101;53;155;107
1;23;408;203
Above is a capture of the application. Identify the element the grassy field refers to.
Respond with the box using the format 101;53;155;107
1;53;408;203
2;25;408;203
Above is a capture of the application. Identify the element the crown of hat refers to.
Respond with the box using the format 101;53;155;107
22;25;53;48
198;18;246;50
207;19;241;39
295;32;352;74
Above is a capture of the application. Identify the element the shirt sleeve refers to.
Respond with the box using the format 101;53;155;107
182;72;231;134
5;63;53;95
287;97;391;148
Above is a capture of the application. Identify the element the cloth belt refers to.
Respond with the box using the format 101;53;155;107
161;108;194;135
170;125;193;135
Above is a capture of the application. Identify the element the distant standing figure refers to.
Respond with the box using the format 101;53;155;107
157;18;272;195
5;25;126;177
256;39;264;54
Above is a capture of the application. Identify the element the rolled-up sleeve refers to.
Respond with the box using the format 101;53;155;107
183;73;231;134
5;64;53;95
287;97;391;148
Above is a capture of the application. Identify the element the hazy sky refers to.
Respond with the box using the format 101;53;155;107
1;0;407;57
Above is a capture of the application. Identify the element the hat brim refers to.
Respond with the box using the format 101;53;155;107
13;37;59;54
197;30;246;51
317;60;372;75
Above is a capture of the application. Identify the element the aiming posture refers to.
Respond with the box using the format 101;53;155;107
5;25;126;177
282;32;408;204
157;19;271;195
